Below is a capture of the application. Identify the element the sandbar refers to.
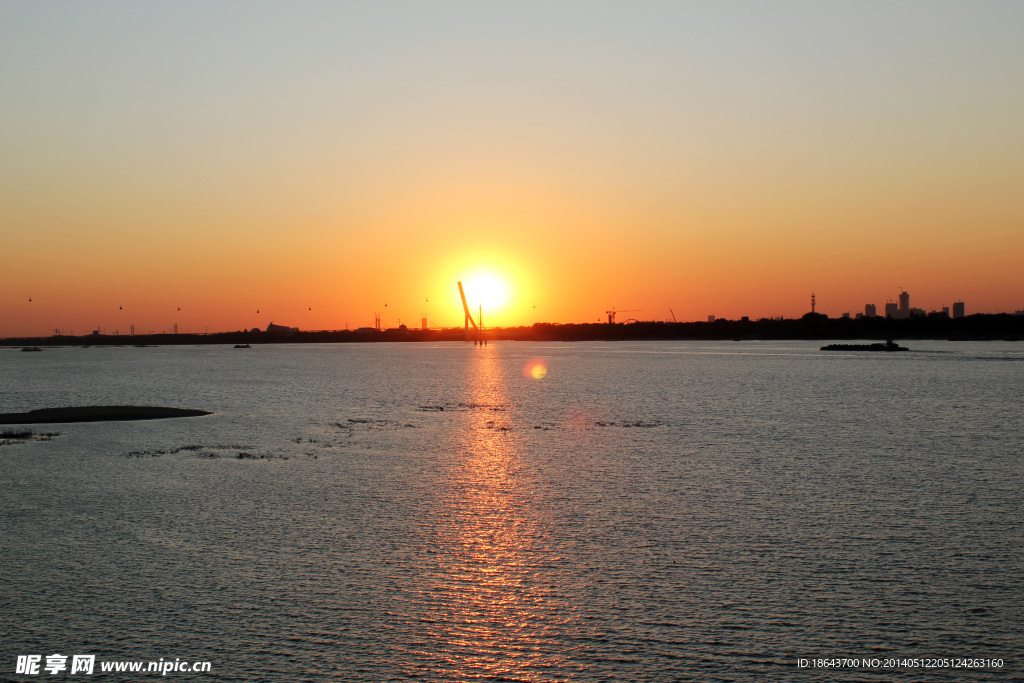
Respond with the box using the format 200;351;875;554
0;406;213;424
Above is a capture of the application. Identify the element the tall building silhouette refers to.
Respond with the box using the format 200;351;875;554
953;301;965;318
899;291;910;317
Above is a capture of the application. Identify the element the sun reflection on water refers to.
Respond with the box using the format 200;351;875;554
399;347;577;680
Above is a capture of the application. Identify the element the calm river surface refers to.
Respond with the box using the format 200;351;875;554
2;341;1021;681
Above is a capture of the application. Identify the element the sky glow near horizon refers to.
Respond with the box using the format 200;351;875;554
2;1;1023;336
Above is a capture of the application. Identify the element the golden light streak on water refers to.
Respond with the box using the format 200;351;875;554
404;348;575;680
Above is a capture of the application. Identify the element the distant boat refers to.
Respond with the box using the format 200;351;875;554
233;344;252;349
820;340;908;352
20;347;42;352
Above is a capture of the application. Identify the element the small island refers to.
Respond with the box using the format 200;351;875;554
0;406;213;424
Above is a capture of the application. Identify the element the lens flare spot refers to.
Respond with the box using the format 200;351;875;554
524;359;548;380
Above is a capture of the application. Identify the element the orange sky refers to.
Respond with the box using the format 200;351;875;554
2;2;1023;337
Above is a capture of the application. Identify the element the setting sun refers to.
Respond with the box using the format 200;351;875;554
460;271;511;320
433;251;539;329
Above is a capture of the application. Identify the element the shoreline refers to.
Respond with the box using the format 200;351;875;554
2;313;1022;346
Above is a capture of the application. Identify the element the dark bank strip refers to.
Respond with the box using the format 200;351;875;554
0;406;213;425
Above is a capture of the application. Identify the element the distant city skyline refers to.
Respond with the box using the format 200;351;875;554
5;284;1020;339
2;2;1023;337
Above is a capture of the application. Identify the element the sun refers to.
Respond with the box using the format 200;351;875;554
461;272;510;315
444;253;535;326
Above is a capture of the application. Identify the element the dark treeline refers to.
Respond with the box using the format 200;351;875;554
531;312;1024;342
3;313;1022;347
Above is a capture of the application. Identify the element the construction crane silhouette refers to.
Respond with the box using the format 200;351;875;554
606;308;642;324
458;282;478;331
457;282;487;345
669;309;678;323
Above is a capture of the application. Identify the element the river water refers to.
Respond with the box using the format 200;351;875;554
1;341;1021;681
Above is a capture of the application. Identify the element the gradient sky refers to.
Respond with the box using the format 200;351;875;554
2;1;1023;336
